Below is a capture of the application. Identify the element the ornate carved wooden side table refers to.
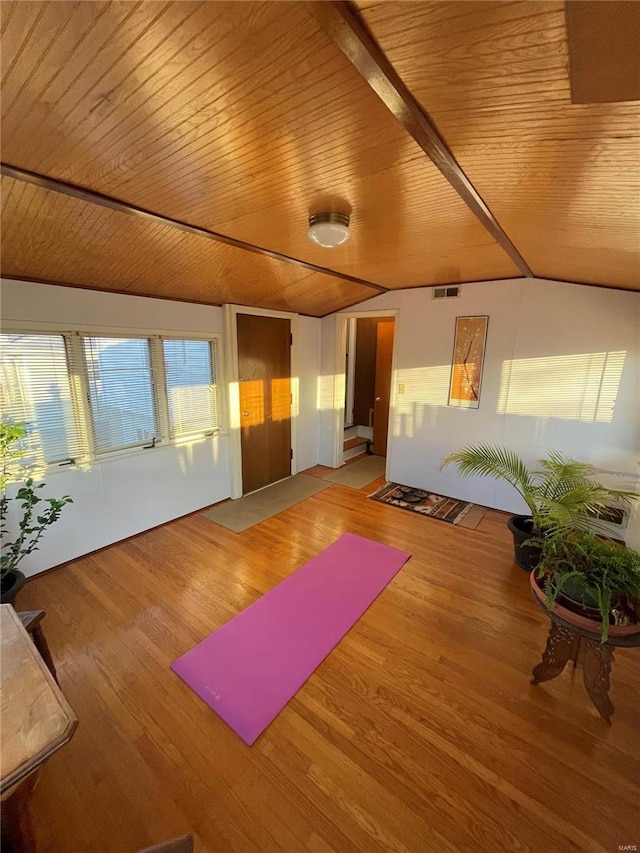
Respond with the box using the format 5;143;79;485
530;574;640;724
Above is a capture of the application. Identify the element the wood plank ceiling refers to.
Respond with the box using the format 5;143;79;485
1;1;638;317
354;0;640;291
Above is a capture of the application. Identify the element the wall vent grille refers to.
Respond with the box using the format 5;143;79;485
433;286;460;299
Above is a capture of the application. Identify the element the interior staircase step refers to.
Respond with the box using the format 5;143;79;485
344;436;367;451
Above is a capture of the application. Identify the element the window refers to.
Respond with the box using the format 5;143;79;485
0;329;222;469
163;339;220;439
0;333;86;465
83;336;158;454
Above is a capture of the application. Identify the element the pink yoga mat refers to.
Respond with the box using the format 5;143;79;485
171;532;411;745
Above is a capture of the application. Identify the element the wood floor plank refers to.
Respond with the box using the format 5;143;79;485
14;483;640;852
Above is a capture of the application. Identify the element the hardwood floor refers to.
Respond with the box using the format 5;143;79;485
16;477;640;853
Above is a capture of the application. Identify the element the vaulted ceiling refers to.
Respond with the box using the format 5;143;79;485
1;1;638;317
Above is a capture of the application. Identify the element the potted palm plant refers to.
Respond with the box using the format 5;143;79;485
440;445;639;569
1;422;73;605
531;530;640;643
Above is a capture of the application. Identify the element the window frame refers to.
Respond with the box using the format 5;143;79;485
0;329;89;467
160;337;221;442
1;323;224;473
81;333;161;456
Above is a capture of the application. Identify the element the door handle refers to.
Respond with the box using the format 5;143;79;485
242;411;250;417
375;396;381;402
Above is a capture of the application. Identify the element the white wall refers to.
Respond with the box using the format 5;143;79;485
1;279;226;335
318;314;340;466
3;437;231;576
322;278;640;540
1;279;231;575
295;316;322;471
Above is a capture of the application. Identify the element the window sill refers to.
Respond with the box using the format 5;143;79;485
17;431;228;480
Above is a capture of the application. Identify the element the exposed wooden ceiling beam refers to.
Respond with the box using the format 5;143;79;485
309;1;535;278
0;163;388;295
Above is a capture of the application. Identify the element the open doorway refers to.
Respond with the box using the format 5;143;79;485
338;312;397;465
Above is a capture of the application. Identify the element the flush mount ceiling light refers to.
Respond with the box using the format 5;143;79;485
307;212;350;248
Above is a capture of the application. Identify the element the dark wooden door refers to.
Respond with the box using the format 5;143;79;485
353;317;378;427
372;320;395;456
237;314;291;494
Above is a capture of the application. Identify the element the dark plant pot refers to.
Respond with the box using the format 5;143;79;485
1;568;26;605
507;515;542;571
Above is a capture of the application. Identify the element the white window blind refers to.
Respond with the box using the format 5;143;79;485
1;330;222;466
83;336;157;453
163;338;220;438
0;333;86;465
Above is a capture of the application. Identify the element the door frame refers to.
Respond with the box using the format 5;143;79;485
223;304;300;499
331;310;399;471
344;318;357;428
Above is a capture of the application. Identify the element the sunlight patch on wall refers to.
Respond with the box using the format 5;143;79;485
497;351;626;423
228;381;241;429
173;433;220;462
290;377;300;419
174;434;221;474
177;443;194;476
391;365;451;438
317;373;343;412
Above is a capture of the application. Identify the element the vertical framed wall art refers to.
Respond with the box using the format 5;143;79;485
448;315;488;409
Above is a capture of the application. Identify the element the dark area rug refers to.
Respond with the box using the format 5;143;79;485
368;482;487;529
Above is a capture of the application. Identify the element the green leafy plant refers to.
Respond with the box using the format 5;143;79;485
439;444;638;536
1;422;73;576
534;530;640;643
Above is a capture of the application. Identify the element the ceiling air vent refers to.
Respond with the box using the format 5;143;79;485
433;286;460;299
